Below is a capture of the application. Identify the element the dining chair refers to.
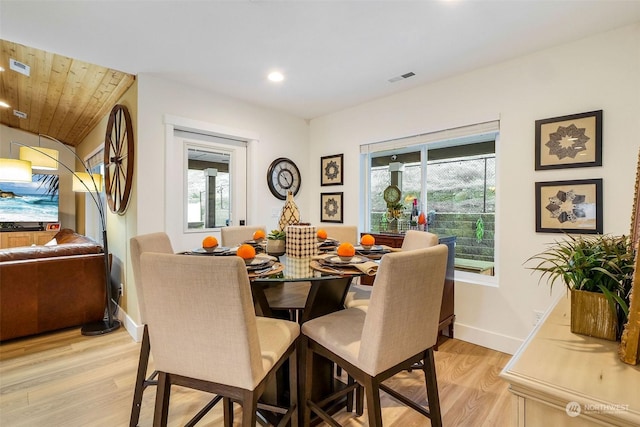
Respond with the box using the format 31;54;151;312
220;225;266;247
140;252;299;427
401;230;439;251
321;225;358;245
129;232;176;427
345;230;439;309
301;245;448;427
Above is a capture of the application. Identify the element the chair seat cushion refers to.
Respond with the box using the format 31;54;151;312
301;308;366;370
256;317;300;373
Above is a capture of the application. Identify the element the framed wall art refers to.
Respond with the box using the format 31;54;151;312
321;192;343;223
535;110;602;170
535;178;603;234
321;153;343;186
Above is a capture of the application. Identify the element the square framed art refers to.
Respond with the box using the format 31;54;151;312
321;154;343;186
320;192;343;223
535;110;602;170
535;178;603;234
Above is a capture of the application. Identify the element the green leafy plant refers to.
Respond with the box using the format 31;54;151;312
475;217;485;243
526;234;634;332
268;229;286;240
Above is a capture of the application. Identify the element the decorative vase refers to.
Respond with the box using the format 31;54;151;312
266;239;285;256
278;191;300;231
570;289;618;341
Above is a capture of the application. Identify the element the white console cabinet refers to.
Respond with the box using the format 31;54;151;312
500;296;640;426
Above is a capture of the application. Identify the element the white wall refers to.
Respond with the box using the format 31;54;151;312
125;74;308;327
308;24;640;354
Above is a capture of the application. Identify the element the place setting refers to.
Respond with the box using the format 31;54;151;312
311;242;379;276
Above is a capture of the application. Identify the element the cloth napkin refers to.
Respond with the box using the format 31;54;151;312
354;261;378;276
311;253;378;276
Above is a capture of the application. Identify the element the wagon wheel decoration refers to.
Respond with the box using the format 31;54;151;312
104;104;134;215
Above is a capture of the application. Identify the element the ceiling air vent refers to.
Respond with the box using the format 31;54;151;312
10;58;30;77
13;110;27;119
388;72;416;83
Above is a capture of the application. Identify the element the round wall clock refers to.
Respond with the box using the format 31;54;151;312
104;104;134;215
383;185;402;204
267;157;301;200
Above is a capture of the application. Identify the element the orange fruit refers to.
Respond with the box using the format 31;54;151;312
202;236;218;248
360;234;375;247
253;229;266;240
336;242;355;258
317;229;328;239
236;244;256;260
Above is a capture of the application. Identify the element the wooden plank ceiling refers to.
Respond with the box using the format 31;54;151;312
0;40;135;147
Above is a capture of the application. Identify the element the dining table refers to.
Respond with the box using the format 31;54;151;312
182;241;391;426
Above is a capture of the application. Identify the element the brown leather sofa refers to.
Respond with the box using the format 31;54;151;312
0;229;107;341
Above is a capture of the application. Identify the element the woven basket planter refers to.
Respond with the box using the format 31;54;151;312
570;289;618;341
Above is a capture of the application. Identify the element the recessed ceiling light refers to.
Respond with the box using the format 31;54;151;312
0;101;9;108
268;71;284;82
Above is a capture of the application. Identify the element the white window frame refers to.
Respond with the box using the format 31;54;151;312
163;115;257;250
360;121;500;286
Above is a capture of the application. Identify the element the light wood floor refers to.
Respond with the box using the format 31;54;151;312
0;328;512;426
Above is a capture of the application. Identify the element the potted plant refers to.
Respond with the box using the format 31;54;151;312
266;229;286;256
527;234;634;341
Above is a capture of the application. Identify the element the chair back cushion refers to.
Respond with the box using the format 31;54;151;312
129;233;174;324
359;244;448;375
401;230;438;251
140;253;264;390
220;225;266;247
322;225;358;245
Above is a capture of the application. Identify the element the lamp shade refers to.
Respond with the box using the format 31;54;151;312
19;146;59;170
0;158;32;182
73;172;103;193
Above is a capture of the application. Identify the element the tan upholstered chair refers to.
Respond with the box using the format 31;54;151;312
220;225;266;247
401;230;439;251
345;230;439;309
129;232;175;427
302;245;448;427
140;253;299;427
321;225;358;244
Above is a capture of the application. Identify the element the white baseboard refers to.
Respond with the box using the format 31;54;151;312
453;322;523;355
115;305;144;343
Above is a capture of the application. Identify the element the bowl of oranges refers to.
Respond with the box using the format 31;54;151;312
202;236;219;252
360;234;375;250
236;244;256;265
317;229;328;242
336;242;356;262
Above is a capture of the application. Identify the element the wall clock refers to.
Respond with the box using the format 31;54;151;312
104;104;134;215
267;157;301;200
383;185;401;204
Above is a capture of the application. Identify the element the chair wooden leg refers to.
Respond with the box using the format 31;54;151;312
355;382;364;416
423;348;443;427
302;338;314;427
363;376;383;427
346;375;354;412
241;390;257;427
153;372;171;427
130;325;151;427
223;398;233;427
288;348;298;427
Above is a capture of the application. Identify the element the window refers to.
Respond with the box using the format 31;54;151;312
186;146;231;229
83;148;105;243
361;121;498;277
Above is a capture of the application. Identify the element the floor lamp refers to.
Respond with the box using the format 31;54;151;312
4;136;121;336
